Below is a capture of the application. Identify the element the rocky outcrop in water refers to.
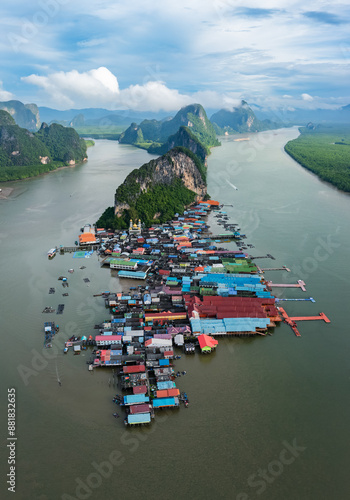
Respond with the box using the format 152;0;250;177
114;148;207;217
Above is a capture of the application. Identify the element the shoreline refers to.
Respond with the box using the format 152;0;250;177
0;159;88;186
0;187;14;199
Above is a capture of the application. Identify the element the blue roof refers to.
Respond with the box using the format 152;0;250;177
159;359;170;366
124;395;149;405
127;413;151;424
153;397;178;408
118;270;147;279
157;381;176;390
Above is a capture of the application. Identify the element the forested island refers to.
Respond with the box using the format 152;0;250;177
119;103;220;152
96;144;208;229
0;110;88;181
285;124;350;192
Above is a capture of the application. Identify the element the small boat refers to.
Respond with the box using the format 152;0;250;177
68;269;74;273
48;248;56;258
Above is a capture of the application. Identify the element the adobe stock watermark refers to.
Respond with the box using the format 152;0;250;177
230;439;306;499
17;325;76;386
210;129;276;199
289;233;340;283
8;0;69;53
62;412;170;500
246;439;306;496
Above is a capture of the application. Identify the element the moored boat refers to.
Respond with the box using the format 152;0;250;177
48;248;56;258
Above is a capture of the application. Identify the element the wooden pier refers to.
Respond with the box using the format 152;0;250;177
251;254;275;260
267;279;306;292
257;265;290;272
276;297;315;303
59;244;99;254
278;307;330;337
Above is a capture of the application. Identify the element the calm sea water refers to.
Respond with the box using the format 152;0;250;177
0;131;349;500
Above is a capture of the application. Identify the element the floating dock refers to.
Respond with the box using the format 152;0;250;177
278;307;330;336
257;265;290;273
276;297;315;303
267;280;306;292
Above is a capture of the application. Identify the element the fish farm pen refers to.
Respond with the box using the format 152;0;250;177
47;199;330;427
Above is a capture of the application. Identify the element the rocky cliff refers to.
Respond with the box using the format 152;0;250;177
0;100;40;131
114;148;207;215
96;147;207;229
119;103;220;149
148;126;209;165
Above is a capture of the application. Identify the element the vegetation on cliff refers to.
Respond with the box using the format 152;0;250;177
0;100;40;130
97;179;197;229
96;147;207;229
0;111;87;181
36;123;87;163
148;126;209;160
119;104;220;151
284;125;350;192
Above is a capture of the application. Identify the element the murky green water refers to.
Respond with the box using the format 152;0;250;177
1;130;349;499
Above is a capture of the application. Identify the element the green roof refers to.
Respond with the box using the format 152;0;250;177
110;259;136;267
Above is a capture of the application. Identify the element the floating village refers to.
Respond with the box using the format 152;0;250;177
45;200;330;426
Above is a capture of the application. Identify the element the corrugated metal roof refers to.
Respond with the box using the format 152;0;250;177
152;397;178;408
124;394;149;405
127;413;151;424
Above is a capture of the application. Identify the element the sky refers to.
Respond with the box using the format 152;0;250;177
0;0;349;112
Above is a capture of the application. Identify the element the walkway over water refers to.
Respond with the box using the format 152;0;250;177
267;279;306;291
279;307;331;336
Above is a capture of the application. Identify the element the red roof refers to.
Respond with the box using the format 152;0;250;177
199;199;220;206
198;334;218;349
95;335;121;342
123;364;145;374
156;388;180;398
133;385;148;394
129;404;151;414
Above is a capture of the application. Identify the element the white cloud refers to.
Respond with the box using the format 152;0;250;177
0;82;13;101
301;93;314;101
20;66;349;112
22;67;120;108
21;67;236;111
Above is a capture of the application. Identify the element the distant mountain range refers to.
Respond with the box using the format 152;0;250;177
252;104;350;126
2;98;350;139
38;106;169;127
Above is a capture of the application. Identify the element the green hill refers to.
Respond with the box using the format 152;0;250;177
96;147;207;229
119;103;220;150
36;122;87;163
0;111;87;181
0;110;16;126
0;100;40;130
211;100;278;134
